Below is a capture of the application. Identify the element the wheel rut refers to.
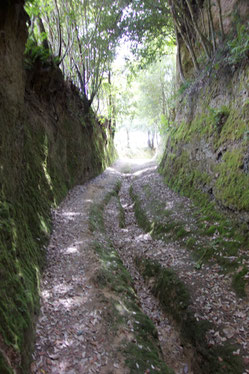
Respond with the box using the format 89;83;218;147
31;158;248;374
104;171;194;374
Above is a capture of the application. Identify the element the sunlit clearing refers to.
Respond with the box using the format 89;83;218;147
115;128;158;160
64;240;84;255
84;199;93;203
133;165;157;176
136;233;152;241
106;166;122;175
62;211;82;217
52;283;72;296
65;246;78;254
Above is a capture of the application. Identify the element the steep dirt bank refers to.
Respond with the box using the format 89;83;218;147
0;2;115;372
159;62;249;222
159;0;249;222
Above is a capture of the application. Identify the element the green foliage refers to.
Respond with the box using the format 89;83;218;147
113;55;176;141
25;0;127;107
208;106;230;129
24;38;54;66
177;79;193;96
227;22;249;65
123;0;175;65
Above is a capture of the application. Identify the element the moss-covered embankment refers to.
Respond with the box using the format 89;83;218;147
0;1;116;372
159;62;249;224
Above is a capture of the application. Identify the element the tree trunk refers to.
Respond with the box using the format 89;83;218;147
185;0;211;58
147;130;151;149
217;0;225;41
151;131;155;150
37;16;49;50
175;29;185;83
108;70;112;122
169;2;199;72
207;0;216;52
147;130;155;150
126;128;130;148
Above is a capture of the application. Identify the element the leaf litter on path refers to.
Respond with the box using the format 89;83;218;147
32;159;249;373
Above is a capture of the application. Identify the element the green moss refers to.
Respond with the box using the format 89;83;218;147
135;257;190;322
215;149;249;211
174;106;230;142
131;179;248;293
116;188;126;228
130;186;151;233
0;102;116;372
136;257;244;374
131;186;191;244
89;181;121;232
124;342;173;374
159;100;248;216
0;134;53;371
217;107;248;146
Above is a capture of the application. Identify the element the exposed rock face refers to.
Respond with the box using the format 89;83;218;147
0;2;115;373
212;0;249;34
160;0;249;223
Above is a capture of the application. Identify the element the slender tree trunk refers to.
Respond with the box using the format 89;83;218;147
185;0;211;58
217;0;225;40
151;130;155;150
147;130;151;149
207;0;216;52
148;130;155;150
108;70;112;122
196;0;207;36
175;29;185;83
37;16;49;50
170;2;200;72
54;0;62;58
126;128;130;148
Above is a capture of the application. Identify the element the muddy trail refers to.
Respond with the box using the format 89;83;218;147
32;159;249;374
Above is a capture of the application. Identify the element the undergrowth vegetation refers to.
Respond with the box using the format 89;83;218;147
227;21;249;66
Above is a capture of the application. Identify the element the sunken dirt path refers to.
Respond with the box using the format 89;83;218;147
31;159;249;374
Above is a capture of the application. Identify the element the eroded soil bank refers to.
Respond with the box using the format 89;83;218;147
31;159;249;374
